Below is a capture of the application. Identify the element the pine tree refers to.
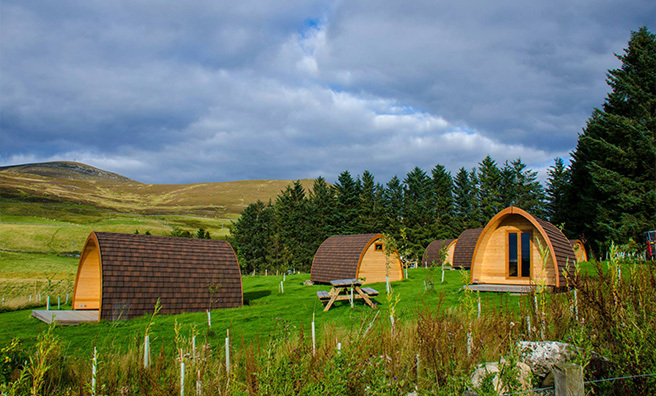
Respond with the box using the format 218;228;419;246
453;167;481;232
500;158;546;216
308;176;336;245
545;157;570;227
273;181;313;271
228;200;274;273
358;170;386;233
382;176;405;242
431;164;456;238
333;170;362;234
402;167;436;260
477;155;503;224
567;27;656;252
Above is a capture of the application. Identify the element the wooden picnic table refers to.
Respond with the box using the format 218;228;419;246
317;278;379;312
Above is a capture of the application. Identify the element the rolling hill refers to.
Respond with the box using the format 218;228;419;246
0;161;314;216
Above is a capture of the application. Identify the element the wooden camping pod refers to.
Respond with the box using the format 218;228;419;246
570;239;588;263
310;233;403;284
470;207;576;290
452;229;484;269
73;232;243;321
422;239;457;267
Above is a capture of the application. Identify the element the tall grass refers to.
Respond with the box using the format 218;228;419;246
1;257;654;395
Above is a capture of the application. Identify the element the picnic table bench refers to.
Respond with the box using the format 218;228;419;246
317;279;378;311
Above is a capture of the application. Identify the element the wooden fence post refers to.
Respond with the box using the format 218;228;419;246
553;363;583;396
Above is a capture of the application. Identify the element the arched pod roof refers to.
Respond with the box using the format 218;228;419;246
472;207;575;288
570;239;588;263
73;232;243;321
422;239;456;267
452;229;483;269
310;233;401;284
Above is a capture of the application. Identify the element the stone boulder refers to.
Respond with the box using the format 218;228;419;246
469;358;532;395
518;341;577;378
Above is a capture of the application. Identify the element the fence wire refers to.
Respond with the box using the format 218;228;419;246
501;372;656;396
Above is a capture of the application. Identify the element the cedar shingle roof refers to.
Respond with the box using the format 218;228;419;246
422;239;456;267
310;233;382;284
535;219;576;287
452;229;483;269
92;232;242;320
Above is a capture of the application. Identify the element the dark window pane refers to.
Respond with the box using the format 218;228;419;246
521;233;531;277
508;233;518;277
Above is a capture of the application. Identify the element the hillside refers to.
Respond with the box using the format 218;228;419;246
0;161;314;216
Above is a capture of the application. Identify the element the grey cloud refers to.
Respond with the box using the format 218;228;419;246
1;0;653;185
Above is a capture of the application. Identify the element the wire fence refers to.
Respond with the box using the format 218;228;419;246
502;372;656;396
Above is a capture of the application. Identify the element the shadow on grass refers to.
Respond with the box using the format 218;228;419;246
243;290;272;305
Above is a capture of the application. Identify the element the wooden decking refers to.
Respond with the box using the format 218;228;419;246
464;284;554;294
32;310;99;325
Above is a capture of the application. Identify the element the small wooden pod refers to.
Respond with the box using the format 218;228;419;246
310;233;403;284
422;239;457;267
470;207;576;291
452;229;484;269
569;239;588;263
73;232;243;321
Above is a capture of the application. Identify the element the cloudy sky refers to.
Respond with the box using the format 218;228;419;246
1;1;653;185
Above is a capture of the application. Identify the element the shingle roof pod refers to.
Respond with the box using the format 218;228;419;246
310;233;403;284
422;239;456;267
73;232;243;321
569;239;588;263
470;206;577;290
452;229;484;269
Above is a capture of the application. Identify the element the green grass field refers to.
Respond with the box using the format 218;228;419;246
0;267;519;358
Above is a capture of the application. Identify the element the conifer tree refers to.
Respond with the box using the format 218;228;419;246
477;155;503;224
453;167;481;232
567;27;656;251
500;158;546;216
402;167;436;260
228;200;274;273
333;170;362;234
545;157;570;227
358;170;386;233
382;175;405;242
431;164;456;238
274;181;313;271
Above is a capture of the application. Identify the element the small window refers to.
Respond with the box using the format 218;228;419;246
375;243;383;251
508;231;531;278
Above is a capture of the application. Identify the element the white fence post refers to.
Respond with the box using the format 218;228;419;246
91;347;97;396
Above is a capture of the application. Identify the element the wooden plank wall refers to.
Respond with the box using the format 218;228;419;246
358;240;403;284
73;241;101;310
472;215;555;286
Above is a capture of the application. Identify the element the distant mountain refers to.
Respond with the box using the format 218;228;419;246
0;161;313;216
0;161;136;183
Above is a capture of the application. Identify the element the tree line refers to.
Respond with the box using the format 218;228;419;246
229;27;656;273
229;155;555;273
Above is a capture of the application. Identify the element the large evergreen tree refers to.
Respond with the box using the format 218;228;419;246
273;181;314;271
358;170;386;233
333;170;362;234
545;157;570;227
567;27;656;252
402;167;436;260
431;164;456;239
477;155;503;224
228;200;274;273
453;167;481;232
500;158;546;217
